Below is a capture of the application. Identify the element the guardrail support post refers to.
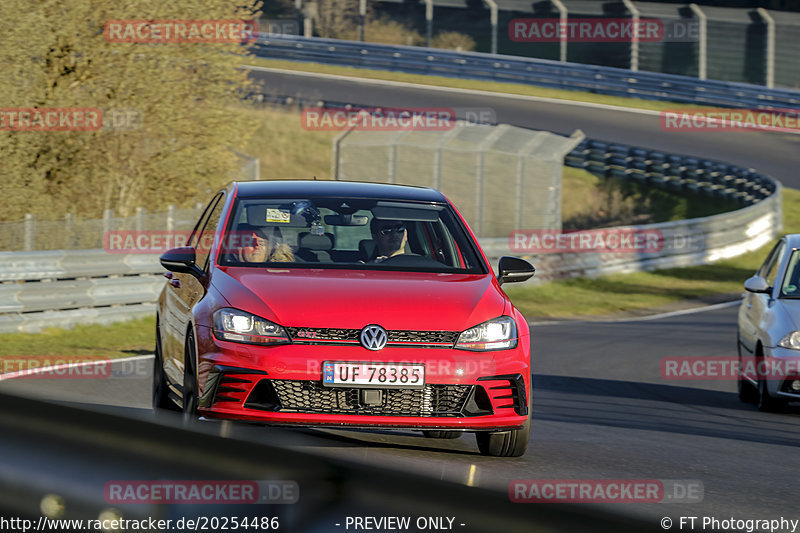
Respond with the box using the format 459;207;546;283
757;8;775;88
359;0;367;41
24;214;35;251
484;0;498;55
622;0;639;71
689;4;707;80
424;0;433;48
551;0;568;63
135;207;146;232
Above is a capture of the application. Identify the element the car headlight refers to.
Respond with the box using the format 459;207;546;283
456;316;518;351
778;331;800;350
213;308;290;345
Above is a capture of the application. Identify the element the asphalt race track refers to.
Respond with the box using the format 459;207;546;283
251;66;800;189
4;69;800;527
4;304;800;524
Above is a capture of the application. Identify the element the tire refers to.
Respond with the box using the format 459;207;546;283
756;348;786;412
757;375;786;412
422;431;461;439
475;414;530;457
182;331;199;420
475;380;532;457
152;321;175;411
736;335;757;404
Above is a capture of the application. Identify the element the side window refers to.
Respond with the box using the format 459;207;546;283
195;195;225;271
188;194;222;249
762;241;785;288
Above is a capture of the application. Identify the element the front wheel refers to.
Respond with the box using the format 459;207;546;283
182;331;199;420
757;376;786;412
475;415;530;457
152;322;175;411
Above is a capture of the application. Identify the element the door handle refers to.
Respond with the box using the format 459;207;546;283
169;279;181;288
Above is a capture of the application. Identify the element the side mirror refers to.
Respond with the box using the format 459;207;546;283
744;275;771;294
160;247;204;279
497;256;535;286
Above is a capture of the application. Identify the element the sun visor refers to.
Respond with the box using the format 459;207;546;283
372;203;442;222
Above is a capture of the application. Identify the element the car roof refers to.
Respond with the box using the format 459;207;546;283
232;180;447;203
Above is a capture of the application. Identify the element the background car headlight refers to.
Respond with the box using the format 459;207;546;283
213;308;289;345
778;331;800;350
456;316;517;351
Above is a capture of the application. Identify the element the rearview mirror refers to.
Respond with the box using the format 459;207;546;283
744;275;770;294
497;256;535;286
160;247;204;279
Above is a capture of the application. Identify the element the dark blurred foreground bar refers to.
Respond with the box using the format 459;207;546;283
0;391;656;532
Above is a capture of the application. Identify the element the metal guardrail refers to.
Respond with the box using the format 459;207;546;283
252;34;800;109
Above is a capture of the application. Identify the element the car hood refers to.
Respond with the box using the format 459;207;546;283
777;298;800;330
212;267;507;331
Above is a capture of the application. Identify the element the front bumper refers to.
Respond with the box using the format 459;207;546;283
194;326;531;430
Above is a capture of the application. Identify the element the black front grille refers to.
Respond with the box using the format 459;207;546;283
284;327;458;346
246;379;474;417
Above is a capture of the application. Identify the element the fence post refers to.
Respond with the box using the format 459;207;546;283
359;0;366;41
424;0;433;47
103;209;114;240
552;0;568;63
622;0;639;71
24;214;35;251
485;0;498;55
689;4;707;80
64;213;75;250
166;205;176;233
387;144;397;184
757;8;775;88
135;207;146;232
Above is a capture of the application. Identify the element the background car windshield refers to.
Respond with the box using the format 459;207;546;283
219;197;485;273
781;249;800;297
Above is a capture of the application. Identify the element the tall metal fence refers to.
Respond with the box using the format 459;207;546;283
294;0;800;88
333;123;585;237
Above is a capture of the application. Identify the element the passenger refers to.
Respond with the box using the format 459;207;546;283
370;218;407;263
235;226;294;263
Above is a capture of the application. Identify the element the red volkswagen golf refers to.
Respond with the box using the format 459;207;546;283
155;180;535;456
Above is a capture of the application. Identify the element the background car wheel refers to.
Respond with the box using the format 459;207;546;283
422;431;461;439
152;321;175;412
736;337;757;403
757;376;786;412
475;414;530;457
182;331;199;419
756;349;786;412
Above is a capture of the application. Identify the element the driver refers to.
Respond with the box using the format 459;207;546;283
370;218;407;263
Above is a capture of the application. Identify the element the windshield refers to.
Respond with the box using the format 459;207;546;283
780;249;800;297
218;197;487;274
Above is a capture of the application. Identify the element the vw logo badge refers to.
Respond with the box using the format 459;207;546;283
360;325;388;351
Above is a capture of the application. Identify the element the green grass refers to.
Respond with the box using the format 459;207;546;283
248;57;710;113
0;316;154;358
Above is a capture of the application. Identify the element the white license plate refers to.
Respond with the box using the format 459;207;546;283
322;361;425;388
